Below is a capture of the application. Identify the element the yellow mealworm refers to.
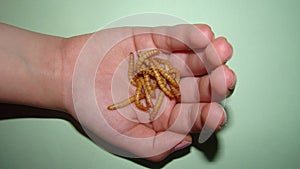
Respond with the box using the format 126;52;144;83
169;69;180;97
149;59;175;98
140;77;153;108
143;72;153;95
168;68;181;100
149;79;157;98
107;96;135;110
107;92;147;110
169;68;180;81
134;78;149;111
151;66;174;98
143;58;151;68
108;49;181;114
128;52;137;86
151;59;179;88
150;59;178;88
158;68;179;88
154;58;173;71
150;91;165;121
136;49;159;71
170;84;181;100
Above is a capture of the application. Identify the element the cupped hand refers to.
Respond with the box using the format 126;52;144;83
64;24;236;162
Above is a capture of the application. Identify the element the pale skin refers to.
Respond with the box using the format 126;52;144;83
0;23;236;161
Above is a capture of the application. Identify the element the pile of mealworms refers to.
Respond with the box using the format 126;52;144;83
107;49;181;120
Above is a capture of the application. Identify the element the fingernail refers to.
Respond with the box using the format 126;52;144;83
220;121;228;129
227;69;236;96
217;106;227;130
174;141;192;151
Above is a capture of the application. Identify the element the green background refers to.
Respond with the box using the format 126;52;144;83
0;0;299;168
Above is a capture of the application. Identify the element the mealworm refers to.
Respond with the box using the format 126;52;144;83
134;78;149;111
154;58;173;71
168;68;181;100
149;59;175;98
140;77;153;108
151;67;174;98
108;49;181;120
136;49;159;71
128;52;137;86
152;59;179;88
150;91;165;121
107;96;135;110
158;68;179;88
143;72;153;95
169;68;180;81
107;92;147;110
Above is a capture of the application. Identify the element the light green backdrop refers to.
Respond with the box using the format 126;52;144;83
0;0;299;168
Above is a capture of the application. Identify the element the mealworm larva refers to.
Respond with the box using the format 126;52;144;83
150;91;165;121
170;84;181;100
140;77;153;108
151;64;174;98
151;59;179;88
108;49;181;117
169;68;180;82
107;92;147;110
143;72;152;95
134;78;149;111
149;79;157;98
149;59;175;98
107;96;135;110
128;52;137;86
168;68;181;100
154;58;173;71
158;68;179;88
136;49;159;71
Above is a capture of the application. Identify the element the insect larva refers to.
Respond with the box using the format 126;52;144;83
158;68;179;88
154;58;173;71
107;95;135;110
168;68;181;100
169;68;180;82
151;59;179;88
150;91;165;121
151;66;174;98
108;49;181;119
136;49;159;71
143;72;153;95
134;78;149;111
107;93;147;110
170;84;181;100
128;52;137;86
140;77;153;108
149;59;175;98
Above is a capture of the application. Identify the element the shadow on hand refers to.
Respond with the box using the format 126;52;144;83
0;103;228;168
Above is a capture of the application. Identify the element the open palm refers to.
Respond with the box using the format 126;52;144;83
69;24;235;161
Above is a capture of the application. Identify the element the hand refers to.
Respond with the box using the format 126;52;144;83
62;24;236;161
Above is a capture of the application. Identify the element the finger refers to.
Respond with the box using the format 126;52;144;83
179;65;236;103
133;24;214;52
169;37;233;76
153;102;227;134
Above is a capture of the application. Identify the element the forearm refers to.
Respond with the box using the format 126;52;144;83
0;23;65;110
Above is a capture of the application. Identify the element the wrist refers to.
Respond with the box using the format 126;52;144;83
60;34;92;117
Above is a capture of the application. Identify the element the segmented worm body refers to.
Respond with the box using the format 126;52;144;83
107;49;181;120
150;91;165;121
128;52;137;86
134;78;149;111
136;49;159;71
107;93;146;110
